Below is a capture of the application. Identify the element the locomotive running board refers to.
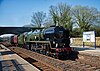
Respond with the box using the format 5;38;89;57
27;41;52;48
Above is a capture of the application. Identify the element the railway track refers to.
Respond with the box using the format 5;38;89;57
8;46;100;71
77;54;100;70
63;54;100;71
9;47;58;71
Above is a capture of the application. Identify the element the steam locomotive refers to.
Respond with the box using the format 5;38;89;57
10;26;77;59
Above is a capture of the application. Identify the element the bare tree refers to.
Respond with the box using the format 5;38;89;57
31;11;46;28
49;3;73;31
43;16;54;28
72;6;100;33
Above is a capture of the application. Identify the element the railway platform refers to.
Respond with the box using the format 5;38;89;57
0;44;40;71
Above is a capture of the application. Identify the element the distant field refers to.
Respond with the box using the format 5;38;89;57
71;37;100;47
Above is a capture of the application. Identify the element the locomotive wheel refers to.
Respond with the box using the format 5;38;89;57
45;51;49;56
42;50;46;55
52;55;55;58
39;50;43;54
55;55;59;59
50;54;59;59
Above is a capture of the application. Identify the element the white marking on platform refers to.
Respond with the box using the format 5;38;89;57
0;53;3;61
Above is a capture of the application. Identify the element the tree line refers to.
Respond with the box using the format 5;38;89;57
31;3;100;37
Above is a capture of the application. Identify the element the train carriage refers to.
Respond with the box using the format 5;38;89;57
10;35;18;46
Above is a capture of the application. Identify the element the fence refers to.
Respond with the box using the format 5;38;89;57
71;37;100;47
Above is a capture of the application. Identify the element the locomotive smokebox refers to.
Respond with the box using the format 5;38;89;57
43;26;70;48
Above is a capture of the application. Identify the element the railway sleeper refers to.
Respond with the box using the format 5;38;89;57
10;47;100;71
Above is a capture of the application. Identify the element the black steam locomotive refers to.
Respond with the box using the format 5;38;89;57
26;26;73;59
10;26;77;59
